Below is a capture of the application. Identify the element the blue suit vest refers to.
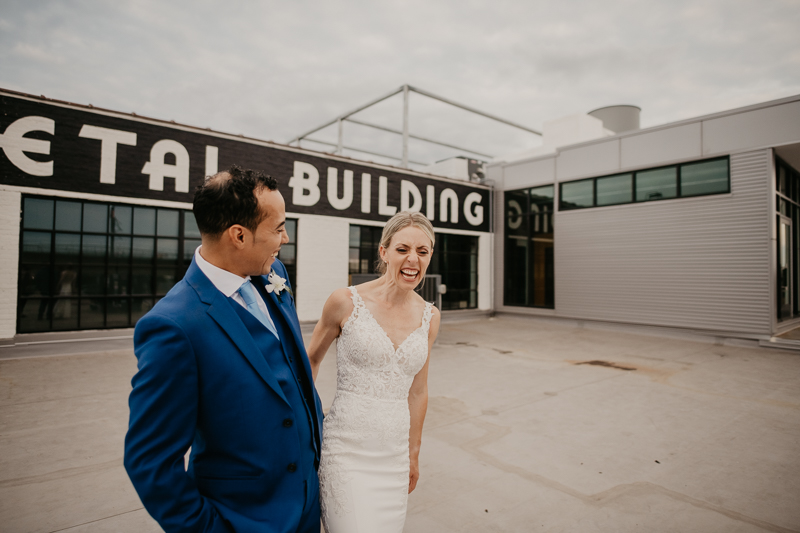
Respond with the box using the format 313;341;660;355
229;284;319;476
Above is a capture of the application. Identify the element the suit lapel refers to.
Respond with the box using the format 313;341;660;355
186;261;290;406
258;274;307;360
258;274;319;409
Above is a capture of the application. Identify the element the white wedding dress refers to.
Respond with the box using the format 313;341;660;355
319;286;433;533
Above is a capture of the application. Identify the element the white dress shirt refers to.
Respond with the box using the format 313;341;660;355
194;246;277;332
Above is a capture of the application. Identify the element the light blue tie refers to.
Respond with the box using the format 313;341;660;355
238;279;279;339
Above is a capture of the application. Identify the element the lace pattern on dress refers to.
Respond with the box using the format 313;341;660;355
318;286;432;520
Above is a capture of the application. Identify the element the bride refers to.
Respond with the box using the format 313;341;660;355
308;211;441;533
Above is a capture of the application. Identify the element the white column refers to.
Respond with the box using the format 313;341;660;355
0;190;21;340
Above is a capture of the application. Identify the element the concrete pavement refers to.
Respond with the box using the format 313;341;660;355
1;316;799;532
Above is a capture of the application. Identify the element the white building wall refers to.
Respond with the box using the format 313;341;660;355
621;123;702;169
557;139;620;180
0;190;21;340
478;232;492;311
292;213;351;323
554;150;771;334
503;158;555;190
703;100;800;155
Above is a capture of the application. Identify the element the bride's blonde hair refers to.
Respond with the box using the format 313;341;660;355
376;211;435;275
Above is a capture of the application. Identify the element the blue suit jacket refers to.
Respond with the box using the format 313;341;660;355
124;258;323;533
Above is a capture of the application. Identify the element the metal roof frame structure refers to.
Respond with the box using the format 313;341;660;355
287;84;542;168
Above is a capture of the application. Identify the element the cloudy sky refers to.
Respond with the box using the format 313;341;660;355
2;0;799;168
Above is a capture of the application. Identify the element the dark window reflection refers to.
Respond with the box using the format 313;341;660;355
132;267;153;295
157;239;179;263
106;298;130;327
557;157;728;211
157;210;180;237
81;266;106;295
107;267;130;295
636;167;677;202
560;180;593;210
17;195;198;333
184;239;201;261
23;198;54;230
681;159;729;196
82;235;107;263
80;299;105;328
156;267;177;295
776;156;800;321
428;233;479;311
597;174;633;206
504;186;554;309
52;299;78;331
132;238;155;262
112;237;132;260
281;219;298;293
55;201;82;231
83;203;108;233
22;232;52;262
110;205;132;234
55;234;80;262
133;207;156;235
349;225;382;276
184;212;201;239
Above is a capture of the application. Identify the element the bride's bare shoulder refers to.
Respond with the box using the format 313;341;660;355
322;287;356;322
327;287;355;306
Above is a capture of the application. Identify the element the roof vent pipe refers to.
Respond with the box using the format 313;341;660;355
588;105;641;134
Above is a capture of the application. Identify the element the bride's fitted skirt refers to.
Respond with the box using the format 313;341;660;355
319;390;410;533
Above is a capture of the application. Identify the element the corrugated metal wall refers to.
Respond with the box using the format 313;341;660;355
554;150;771;334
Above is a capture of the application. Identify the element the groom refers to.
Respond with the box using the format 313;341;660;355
124;165;323;533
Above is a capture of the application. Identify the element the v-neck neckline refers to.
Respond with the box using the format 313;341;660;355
351;286;425;353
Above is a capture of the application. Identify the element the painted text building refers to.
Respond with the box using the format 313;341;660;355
0;89;492;342
3;88;800;342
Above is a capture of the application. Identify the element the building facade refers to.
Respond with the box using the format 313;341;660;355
0;90;492;341
4;89;800;342
489;94;800;338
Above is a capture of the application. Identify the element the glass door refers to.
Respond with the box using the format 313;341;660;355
778;215;792;319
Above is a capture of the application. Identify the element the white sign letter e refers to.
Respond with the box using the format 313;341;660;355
0;116;55;176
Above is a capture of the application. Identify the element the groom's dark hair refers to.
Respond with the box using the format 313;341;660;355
193;164;278;237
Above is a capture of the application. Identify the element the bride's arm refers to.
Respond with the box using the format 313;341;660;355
408;306;441;493
307;288;351;381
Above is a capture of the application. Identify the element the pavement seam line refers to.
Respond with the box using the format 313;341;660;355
460;418;799;533
0;458;122;488
48;507;145;533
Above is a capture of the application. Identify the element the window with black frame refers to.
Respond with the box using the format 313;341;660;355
280;218;298;293
776;156;800;321
428;233;478;310
17;196;199;333
348;225;383;277
504;185;554;309
559;157;729;211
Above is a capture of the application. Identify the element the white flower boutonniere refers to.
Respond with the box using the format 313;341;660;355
266;270;293;302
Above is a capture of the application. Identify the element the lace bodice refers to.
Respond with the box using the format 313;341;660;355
335;286;433;401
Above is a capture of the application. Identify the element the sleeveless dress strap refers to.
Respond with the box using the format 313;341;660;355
421;302;434;331
348;286;366;318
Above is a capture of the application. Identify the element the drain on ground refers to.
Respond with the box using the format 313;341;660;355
575;360;636;371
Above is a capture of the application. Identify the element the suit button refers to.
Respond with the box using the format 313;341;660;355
283;419;293;428
287;463;297;473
